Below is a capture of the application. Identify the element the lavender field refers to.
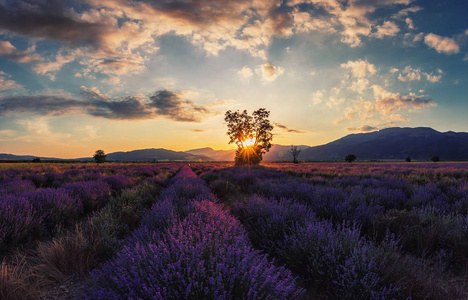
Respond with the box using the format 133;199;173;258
1;162;468;299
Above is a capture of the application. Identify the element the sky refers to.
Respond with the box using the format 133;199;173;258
0;0;467;158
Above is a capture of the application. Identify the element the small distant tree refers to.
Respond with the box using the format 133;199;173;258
345;154;356;163
431;155;440;162
290;145;301;163
406;157;411;162
32;157;41;163
225;108;273;165
93;149;106;163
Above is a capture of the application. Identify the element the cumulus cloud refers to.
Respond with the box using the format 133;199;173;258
312;89;324;105
274;122;307;133
405;18;414;30
346;125;378;132
425;73;442;83
398;66;421;82
0;88;217;122
238;66;253;79
256;62;284;81
372;21;399;39
424;33;460;54
341;59;377;78
397;65;442;83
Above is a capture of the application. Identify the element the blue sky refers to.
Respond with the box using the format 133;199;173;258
0;0;467;158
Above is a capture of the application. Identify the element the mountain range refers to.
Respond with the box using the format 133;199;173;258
1;127;467;162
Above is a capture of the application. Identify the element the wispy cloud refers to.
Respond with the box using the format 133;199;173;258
274;122;307;133
0;71;22;91
346;125;379;132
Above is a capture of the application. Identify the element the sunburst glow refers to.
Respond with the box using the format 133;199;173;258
244;138;256;147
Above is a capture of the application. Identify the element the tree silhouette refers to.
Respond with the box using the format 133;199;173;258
93;149;107;163
225;108;273;165
406;157;411;162
345;154;356;163
290;145;301;163
431;155;440;162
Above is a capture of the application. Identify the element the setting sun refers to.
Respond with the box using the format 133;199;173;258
243;138;256;147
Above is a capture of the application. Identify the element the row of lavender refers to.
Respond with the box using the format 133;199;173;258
1;163;185;299
0;163;175;252
199;163;468;298
82;165;305;299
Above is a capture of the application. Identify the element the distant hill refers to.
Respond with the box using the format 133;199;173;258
104;148;212;162
185;147;235;161
300;127;468;161
2;127;467;162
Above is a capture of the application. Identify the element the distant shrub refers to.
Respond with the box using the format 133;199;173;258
345;154;357;163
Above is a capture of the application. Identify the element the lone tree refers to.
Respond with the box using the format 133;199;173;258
406;157;411;162
225;108;273;165
345;154;356;163
431;155;440;162
93;149;106;163
290;145;301;163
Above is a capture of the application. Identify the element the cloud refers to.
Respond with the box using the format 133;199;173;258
256;62;284;81
425;73;441;83
238;66;253;79
0;88;217;122
341;59;377;78
0;0;422;81
346;125;378;132
424;33;460;54
393;6;423;18
89;95;154;120
388;113;410;123
0;95;90;116
0;130;16;137
0;71;22;91
312;90;324;105
274;122;307;133
397;66;442;83
398;66;421;82
0;1;109;46
372;85;437;115
349;78;370;94
149;90;212;122
0;41;42;63
79;86;111;101
372;21;399;39
405;18;414;30
191;129;205;133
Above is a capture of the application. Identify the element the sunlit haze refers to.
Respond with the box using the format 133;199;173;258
0;0;467;158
